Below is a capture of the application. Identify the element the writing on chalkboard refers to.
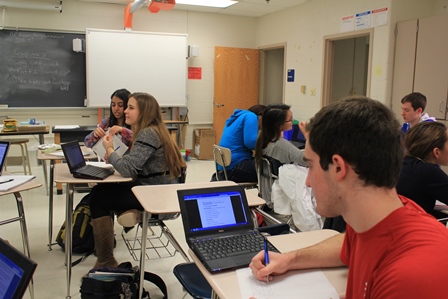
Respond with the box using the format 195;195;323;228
0;30;86;107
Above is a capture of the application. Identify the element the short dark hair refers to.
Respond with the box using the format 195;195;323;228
405;122;447;161
248;104;267;116
401;92;427;111
254;104;291;165
306;96;403;188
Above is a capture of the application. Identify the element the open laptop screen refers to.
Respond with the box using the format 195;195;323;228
0;239;37;299
61;141;86;172
0;141;10;175
178;186;254;238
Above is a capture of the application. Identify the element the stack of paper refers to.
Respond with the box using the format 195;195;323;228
0;175;36;192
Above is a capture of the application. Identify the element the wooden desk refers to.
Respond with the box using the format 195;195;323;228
132;181;265;298
54;163;132;299
0;176;42;299
190;229;348;299
37;147;96;250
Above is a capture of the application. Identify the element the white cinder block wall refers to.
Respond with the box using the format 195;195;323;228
2;0;447;160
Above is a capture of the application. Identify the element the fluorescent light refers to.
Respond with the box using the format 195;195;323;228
0;0;62;12
175;0;238;8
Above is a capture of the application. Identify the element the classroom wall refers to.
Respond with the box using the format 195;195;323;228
255;0;442;122
1;0;447;155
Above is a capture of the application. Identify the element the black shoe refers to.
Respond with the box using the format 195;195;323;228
262;205;273;213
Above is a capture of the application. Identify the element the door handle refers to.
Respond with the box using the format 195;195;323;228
216;103;225;107
440;101;444;113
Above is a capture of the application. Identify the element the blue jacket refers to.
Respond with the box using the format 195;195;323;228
218;109;259;170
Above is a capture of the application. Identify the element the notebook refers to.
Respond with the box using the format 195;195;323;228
61;140;115;180
0;238;37;299
177;185;279;273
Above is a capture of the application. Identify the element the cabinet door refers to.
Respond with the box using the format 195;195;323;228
391;19;418;119
414;14;448;120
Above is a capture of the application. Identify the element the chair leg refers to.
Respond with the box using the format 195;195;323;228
160;221;190;262
23;143;32;175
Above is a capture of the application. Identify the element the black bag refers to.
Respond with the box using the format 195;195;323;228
56;194;95;264
80;262;168;299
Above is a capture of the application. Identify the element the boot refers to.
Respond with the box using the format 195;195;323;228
92;216;118;268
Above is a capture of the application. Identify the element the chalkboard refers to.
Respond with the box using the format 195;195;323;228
86;28;188;107
0;30;86;107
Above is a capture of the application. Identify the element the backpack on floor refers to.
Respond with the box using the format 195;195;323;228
80;261;168;299
56;194;95;258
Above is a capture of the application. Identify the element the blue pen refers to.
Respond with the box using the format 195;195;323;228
114;146;120;152
264;236;270;283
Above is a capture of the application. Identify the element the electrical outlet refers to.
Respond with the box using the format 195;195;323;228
310;88;316;96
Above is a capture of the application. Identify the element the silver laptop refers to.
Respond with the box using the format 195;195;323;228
177;185;279;273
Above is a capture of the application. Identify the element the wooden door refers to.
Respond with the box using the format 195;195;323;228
213;46;260;144
391;19;418;119
414;14;448;119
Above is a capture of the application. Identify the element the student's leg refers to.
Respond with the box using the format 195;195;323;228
226;159;258;183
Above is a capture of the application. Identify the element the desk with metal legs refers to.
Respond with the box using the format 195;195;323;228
0;177;42;299
37;147;97;251
54;163;132;299
190;229;348;299
132;181;265;299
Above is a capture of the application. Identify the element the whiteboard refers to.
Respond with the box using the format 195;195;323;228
86;28;188;107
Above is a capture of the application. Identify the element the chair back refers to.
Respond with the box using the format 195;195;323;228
213;145;232;181
178;167;187;184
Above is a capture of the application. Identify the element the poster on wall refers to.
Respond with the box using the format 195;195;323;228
371;7;388;27
188;67;202;80
355;10;371;30
340;15;355;32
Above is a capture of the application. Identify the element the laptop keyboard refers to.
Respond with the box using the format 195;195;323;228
194;232;277;261
80;165;114;178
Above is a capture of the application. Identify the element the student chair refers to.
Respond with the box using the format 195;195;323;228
212;144;257;189
120;168;190;262
3;138;32;175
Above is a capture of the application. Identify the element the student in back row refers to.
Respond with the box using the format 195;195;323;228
250;96;448;298
211;104;266;183
84;88;133;148
400;92;435;133
254;104;307;210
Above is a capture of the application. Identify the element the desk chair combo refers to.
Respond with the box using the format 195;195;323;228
212;144;258;189
119;168;190;262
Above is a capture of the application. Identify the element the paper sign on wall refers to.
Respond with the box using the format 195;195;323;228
340;15;355;32
287;69;295;82
355;10;371;30
188;67;202;80
372;7;388;27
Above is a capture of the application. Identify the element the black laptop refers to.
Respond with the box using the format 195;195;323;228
0;140;10;176
0;238;37;299
61;140;115;180
177;185;279;273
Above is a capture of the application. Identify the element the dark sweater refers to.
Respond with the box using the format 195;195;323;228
396;156;448;218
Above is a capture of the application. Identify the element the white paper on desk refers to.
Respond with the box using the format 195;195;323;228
237;267;339;299
86;161;114;170
0;175;36;192
91;133;128;161
54;125;80;129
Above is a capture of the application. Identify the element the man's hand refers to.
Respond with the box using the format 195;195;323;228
249;250;290;282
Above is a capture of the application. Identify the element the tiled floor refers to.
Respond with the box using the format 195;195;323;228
0;159;218;299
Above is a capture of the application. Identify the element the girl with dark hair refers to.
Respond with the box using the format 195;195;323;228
84;88;133;148
88;92;186;268
397;121;448;218
254;104;307;209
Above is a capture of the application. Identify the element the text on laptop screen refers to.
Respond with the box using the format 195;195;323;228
0;252;24;299
183;190;249;232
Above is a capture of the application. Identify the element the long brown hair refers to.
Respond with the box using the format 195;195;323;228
405;121;447;161
129;92;186;178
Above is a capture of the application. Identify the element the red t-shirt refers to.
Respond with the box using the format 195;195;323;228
341;195;448;299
